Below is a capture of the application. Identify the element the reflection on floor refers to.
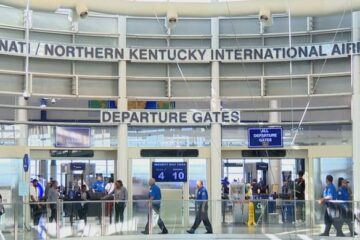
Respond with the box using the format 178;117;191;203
1;220;357;240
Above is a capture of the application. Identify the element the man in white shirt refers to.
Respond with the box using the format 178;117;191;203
30;179;42;226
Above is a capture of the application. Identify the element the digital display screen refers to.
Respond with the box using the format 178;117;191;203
55;126;91;148
152;162;187;182
248;127;283;148
50;150;94;158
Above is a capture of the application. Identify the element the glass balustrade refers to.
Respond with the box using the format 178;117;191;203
1;199;359;239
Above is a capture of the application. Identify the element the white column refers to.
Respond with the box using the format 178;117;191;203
39;160;48;180
352;12;360;202
16;97;28;146
116;16;128;189
50;160;57;180
210;17;222;233
268;100;281;191
16;96;31;229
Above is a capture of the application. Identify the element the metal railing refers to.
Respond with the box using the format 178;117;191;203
0;199;359;239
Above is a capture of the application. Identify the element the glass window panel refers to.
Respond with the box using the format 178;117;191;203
188;158;207;195
132;158;150;200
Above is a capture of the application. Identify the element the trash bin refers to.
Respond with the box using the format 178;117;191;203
281;202;295;223
253;201;263;223
268;200;276;214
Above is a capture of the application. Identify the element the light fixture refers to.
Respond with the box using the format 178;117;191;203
259;8;273;26
166;9;178;31
22;90;30;100
76;2;89;19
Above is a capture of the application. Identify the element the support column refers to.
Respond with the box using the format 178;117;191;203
115;16;128;183
115;17;130;224
50;160;57;180
16;97;30;230
39;160;48;180
268;100;281;191
116;61;128;185
352;12;360;202
210;17;222;234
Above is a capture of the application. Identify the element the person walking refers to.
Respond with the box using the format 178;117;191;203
30;179;42;226
47;180;60;223
319;175;343;236
187;180;213;234
141;178;168;234
295;171;305;221
337;178;357;236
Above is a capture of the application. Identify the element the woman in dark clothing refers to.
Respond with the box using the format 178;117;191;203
77;184;90;224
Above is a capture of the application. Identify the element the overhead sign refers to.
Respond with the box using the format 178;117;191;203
224;162;243;167
248;127;283;148
55;126;91;148
70;162;86;171
256;162;269;170
0;38;360;62
101;110;241;125
152;162;187;182
282;171;292;181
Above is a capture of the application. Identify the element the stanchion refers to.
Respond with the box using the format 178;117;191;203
101;201;105;236
56;200;61;239
148;202;153;235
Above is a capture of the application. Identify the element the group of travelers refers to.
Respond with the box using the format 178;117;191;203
29;176;213;235
319;175;357;237
28;172;358;236
29;176;128;226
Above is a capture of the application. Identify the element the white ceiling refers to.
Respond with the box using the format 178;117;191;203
0;0;359;17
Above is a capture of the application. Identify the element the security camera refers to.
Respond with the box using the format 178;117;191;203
166;10;178;29
76;2;88;19
23;91;30;100
259;8;273;26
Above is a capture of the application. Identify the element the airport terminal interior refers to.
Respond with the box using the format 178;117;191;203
0;0;360;239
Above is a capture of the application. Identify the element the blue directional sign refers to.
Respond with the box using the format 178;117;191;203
248;127;283;148
256;162;268;170
70;162;86;171
23;154;29;172
152;162;187;182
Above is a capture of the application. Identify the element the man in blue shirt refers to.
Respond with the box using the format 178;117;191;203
91;176;105;193
319;175;343;236
187;180;213;234
142;178;168;234
337;178;356;236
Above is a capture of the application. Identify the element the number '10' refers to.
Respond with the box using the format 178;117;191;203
172;171;185;180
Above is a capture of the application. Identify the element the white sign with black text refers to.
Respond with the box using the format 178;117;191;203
101;110;241;125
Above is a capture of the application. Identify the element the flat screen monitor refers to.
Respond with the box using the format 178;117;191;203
55;126;91;148
152;162;187;182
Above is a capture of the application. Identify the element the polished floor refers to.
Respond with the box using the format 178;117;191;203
2;221;358;240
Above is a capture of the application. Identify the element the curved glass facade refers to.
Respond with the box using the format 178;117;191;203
0;3;358;239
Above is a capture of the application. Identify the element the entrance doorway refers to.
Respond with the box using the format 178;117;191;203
222;158;305;197
131;158;207;226
30;159;114;197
